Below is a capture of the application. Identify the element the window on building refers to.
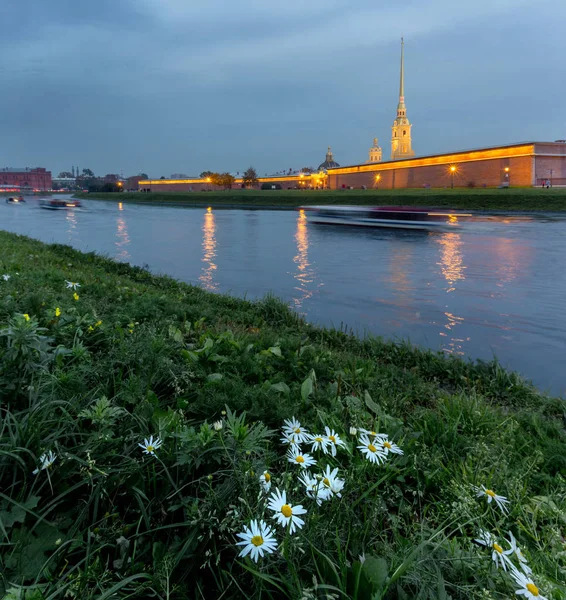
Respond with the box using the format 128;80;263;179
403;130;406;136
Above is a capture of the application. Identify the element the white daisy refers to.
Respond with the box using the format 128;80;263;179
359;428;387;440
474;529;513;570
138;435;163;455
282;417;310;444
287;447;316;469
320;465;345;498
259;470;272;492
308;433;330;453
357;434;387;464
268;488;307;534
236;519;278;562
280;432;301;448
2;274;10;281
65;280;81;290
510;569;547;600
324;426;346;457
299;472;330;505
32;450;57;475
378;437;404;456
213;420;223;431
506;531;532;575
473;485;510;514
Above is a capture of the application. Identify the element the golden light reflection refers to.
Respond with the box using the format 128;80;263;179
200;206;218;291
292;209;317;309
436;232;468;355
115;214;131;262
118;202;124;211
65;209;78;241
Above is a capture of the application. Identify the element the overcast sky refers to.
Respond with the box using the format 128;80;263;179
1;0;564;177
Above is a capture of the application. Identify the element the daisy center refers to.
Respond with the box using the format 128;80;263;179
492;543;503;554
485;489;496;498
295;456;305;463
281;504;293;518
315;437;323;442
264;473;271;482
368;444;377;453
323;477;331;487
329;435;336;443
251;535;264;547
383;441;392;449
146;445;154;452
526;583;539;596
294;428;301;434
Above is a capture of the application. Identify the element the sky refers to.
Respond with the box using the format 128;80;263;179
1;0;565;178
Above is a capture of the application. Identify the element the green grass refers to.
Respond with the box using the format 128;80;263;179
1;230;565;599
76;188;566;211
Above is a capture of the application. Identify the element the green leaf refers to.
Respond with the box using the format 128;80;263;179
268;346;282;357
270;382;290;394
363;556;389;592
364;390;381;416
207;373;223;382
301;376;313;402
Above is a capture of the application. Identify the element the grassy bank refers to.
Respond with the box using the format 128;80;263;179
76;188;566;211
0;231;565;599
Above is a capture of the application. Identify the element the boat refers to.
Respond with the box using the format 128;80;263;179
40;199;82;210
5;195;25;204
302;205;474;230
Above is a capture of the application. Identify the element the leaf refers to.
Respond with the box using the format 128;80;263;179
168;326;184;343
270;382;290;394
363;555;389;592
207;373;223;382
268;346;282;357
301;376;313;402
364;390;381;416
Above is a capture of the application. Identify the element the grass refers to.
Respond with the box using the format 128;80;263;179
76;188;566;212
0;230;565;599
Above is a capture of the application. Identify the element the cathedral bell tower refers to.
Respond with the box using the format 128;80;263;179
368;138;382;163
391;38;415;160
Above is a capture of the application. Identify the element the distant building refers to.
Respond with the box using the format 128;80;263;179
170;173;190;178
0;167;52;191
317;146;340;171
368;138;383;163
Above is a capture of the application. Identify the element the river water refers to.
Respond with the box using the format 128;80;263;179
1;196;565;395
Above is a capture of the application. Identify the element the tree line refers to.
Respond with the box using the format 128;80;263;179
199;167;259;190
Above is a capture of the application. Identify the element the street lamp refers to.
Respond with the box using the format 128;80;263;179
450;165;457;189
375;174;381;189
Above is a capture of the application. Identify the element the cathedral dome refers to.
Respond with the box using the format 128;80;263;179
318;146;340;171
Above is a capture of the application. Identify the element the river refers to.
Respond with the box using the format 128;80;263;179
2;195;565;396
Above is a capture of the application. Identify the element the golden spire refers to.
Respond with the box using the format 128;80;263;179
397;37;405;112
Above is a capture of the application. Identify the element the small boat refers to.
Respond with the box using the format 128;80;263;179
40;199;82;210
302;205;474;230
6;196;25;204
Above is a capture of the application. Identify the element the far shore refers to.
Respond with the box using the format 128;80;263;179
74;188;566;212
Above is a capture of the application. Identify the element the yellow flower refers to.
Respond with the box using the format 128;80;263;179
95;320;102;327
88;326;94;332
55;307;61;317
23;314;30;321
73;292;79;301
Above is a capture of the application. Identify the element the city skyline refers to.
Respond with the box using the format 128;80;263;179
1;0;565;176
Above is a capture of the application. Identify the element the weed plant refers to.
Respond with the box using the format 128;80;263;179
0;231;565;599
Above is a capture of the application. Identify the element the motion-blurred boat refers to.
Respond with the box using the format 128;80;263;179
302;205;473;230
5;196;25;204
40;199;82;210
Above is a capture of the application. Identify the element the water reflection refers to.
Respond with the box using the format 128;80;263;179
200;207;218;291
292;209;317;309
436;232;468;355
115;205;131;262
66;209;78;242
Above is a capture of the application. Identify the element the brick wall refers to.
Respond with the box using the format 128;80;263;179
0;168;52;190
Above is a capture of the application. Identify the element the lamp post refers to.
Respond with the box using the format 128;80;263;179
375;174;381;189
504;166;510;187
450;165;456;189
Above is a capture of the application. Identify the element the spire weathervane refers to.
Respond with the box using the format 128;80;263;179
398;37;405;110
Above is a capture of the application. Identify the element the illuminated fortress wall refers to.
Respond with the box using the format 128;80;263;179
328;143;566;189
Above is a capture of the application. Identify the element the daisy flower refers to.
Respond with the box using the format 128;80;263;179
474;529;513;570
2;274;10;281
280;432;300;448
236;519;278;562
281;417;310;444
213;420;223;431
259;470;272;492
268;488;307;534
32;451;57;475
324;426;346;457
378;437;403;456
473;485;510;514
299;472;330;505
359;428;387;440
506;531;532;575
510;569;547;600
320;465;345;498
287;447;316;469
65;280;81;290
349;426;357;436
308;433;330;453
138;435;163;455
357;434;387;464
